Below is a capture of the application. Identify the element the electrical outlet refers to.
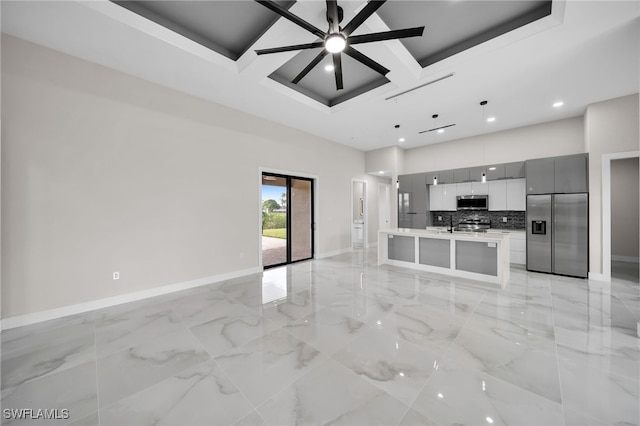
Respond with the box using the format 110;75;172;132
502;217;508;223
113;272;120;280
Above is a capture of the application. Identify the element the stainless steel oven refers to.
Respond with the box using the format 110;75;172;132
456;195;488;211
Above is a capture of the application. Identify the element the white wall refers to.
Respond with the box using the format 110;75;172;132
1;36;365;318
402;117;585;174
585;94;640;275
611;157;639;260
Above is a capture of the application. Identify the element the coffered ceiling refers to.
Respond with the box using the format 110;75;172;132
1;1;639;151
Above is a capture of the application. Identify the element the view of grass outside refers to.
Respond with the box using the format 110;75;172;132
262;211;286;239
262;228;286;239
262;183;287;239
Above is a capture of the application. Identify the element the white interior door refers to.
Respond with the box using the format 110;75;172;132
378;183;391;230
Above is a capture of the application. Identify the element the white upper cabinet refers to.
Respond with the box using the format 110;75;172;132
442;184;457;211
488;180;507;211
429;184;443;211
456;182;472;196
472;181;489;195
506;179;526;210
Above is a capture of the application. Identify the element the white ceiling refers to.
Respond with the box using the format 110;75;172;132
2;1;639;152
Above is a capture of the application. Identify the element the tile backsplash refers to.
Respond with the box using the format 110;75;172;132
431;211;525;230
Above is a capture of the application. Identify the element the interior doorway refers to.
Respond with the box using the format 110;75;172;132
261;172;314;268
602;151;640;281
610;157;639;282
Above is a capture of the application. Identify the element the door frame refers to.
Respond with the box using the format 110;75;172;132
351;179;367;248
601;150;639;281
259;167;318;269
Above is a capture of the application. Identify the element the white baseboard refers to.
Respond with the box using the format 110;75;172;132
1;267;262;331
316;247;352;259
612;255;640;263
588;272;607;282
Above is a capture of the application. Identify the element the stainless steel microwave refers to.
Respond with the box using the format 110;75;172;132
456;195;489;210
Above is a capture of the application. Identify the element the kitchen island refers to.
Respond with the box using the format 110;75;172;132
378;228;510;288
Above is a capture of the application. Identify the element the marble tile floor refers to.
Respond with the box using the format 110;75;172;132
2;248;639;425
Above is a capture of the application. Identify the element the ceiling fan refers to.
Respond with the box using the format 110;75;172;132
254;0;425;90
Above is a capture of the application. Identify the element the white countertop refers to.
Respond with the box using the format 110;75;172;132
380;228;509;243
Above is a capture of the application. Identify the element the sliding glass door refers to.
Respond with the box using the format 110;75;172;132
261;173;313;268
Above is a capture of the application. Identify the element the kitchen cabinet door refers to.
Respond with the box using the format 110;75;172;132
398;175;411;215
486;164;506;180
469;166;486;182
472;181;489;195
554;154;588;193
488;180;507;211
438;170;454;184
505;161;525;178
453;168;470;183
412;173;428;213
429;185;443;211
442;184;457;211
525;158;554;194
506;178;526;210
456;182;472;196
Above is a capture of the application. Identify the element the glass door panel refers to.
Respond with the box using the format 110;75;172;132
261;175;288;268
291;178;313;262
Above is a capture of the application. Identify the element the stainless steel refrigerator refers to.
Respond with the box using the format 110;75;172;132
526;193;588;278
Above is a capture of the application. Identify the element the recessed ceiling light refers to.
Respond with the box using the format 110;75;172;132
487;117;496;123
324;64;334;72
437;129;445;134
398;137;405;142
553;101;564;108
379;171;384;174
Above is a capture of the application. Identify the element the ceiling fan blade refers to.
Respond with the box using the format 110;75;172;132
348;27;425;45
256;41;324;55
292;50;329;84
344;45;390;76
326;0;340;34
333;53;343;90
342;0;386;36
255;0;326;39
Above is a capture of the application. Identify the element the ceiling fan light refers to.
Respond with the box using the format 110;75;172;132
325;34;346;53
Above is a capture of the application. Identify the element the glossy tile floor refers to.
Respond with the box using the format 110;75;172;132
2;249;639;425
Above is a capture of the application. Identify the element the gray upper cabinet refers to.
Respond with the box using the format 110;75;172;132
554;154;588;193
505;161;526;179
397;173;428;214
439;170;454;184
485;164;506;180
398;174;412;194
412;173;428;213
453;168;470;183
525;157;555;194
426;171;439;185
469;166;486;182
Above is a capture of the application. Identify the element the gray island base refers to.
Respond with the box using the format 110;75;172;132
378;228;510;288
